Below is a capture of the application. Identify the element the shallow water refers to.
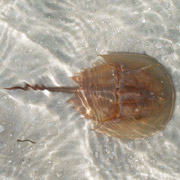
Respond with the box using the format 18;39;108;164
0;0;180;180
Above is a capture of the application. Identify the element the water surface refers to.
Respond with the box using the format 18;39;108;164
0;0;180;180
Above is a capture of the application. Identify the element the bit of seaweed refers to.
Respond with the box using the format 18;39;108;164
17;139;36;144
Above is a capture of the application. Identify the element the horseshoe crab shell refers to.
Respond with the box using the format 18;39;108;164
93;54;175;139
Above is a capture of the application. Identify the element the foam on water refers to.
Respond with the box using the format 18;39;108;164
0;0;180;180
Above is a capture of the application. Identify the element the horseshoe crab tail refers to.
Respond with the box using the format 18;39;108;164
4;83;78;94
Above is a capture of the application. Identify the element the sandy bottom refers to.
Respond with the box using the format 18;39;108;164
0;0;180;180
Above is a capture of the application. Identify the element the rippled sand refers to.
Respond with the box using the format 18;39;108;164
0;1;180;180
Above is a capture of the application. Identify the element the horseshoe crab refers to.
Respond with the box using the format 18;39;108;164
5;53;175;139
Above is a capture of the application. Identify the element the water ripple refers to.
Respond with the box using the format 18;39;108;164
0;0;180;180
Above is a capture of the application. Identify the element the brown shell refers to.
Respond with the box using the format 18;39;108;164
6;53;175;139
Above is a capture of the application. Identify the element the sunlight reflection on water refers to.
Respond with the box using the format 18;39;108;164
0;0;180;180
